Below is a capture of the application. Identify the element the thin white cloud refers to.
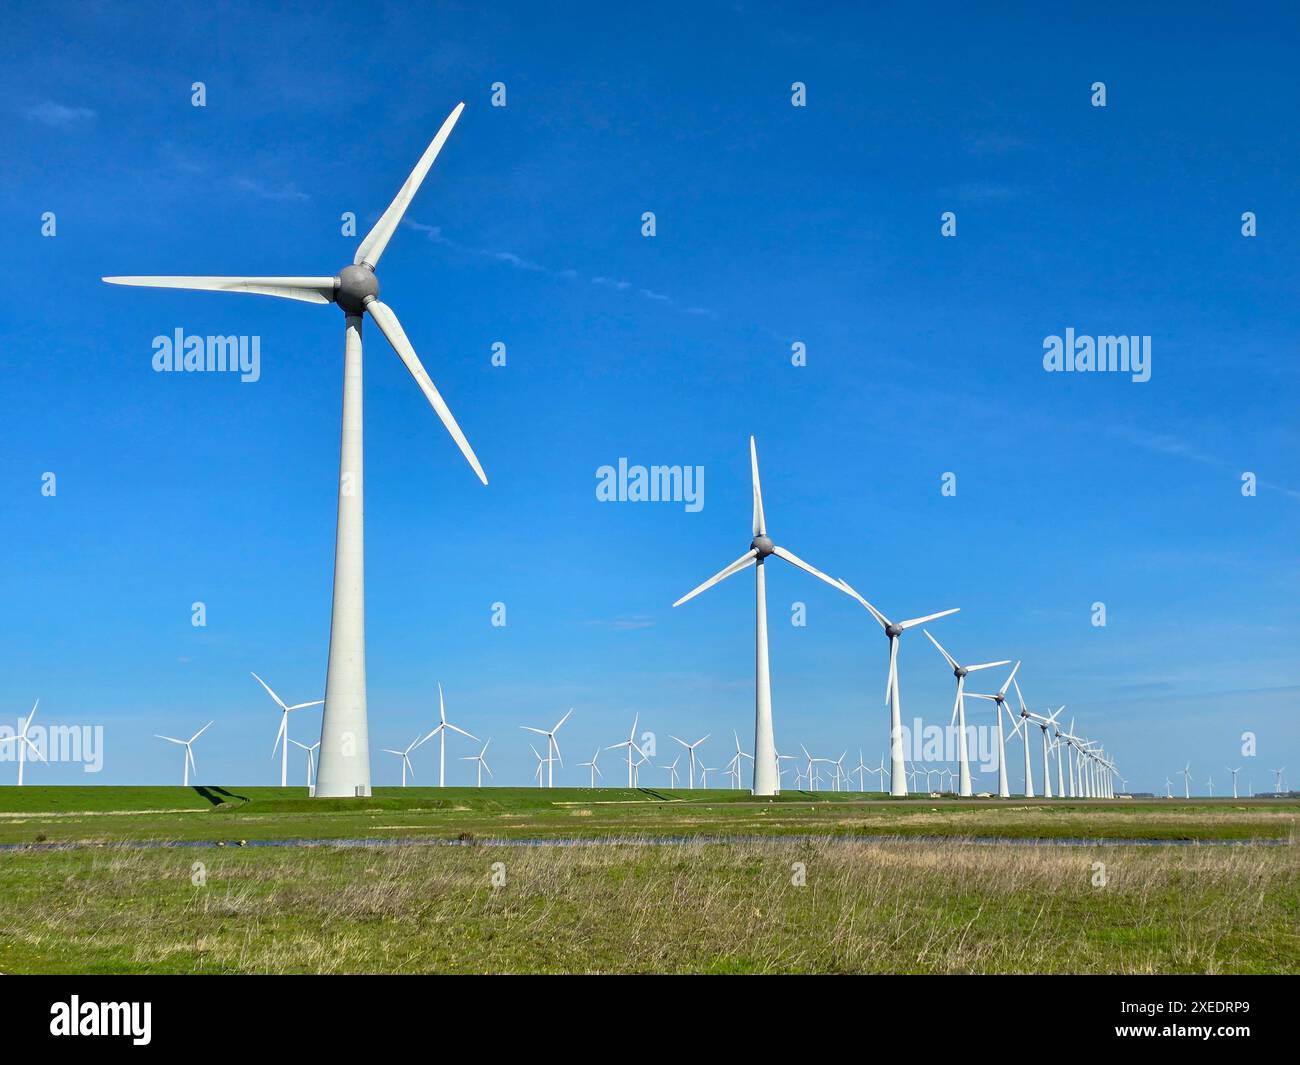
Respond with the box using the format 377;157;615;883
25;101;96;128
232;176;309;202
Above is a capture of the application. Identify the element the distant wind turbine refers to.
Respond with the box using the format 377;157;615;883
608;714;644;787
579;747;603;789
424;684;478;787
0;702;43;786
252;673;324;788
965;662;1022;798
1226;766;1241;799
521;709;571;788
669;733;709;789
289;738;320;789
155;721;213;787
923;631;1009;797
382;734;426;787
1179;763;1193;799
660;755;682;789
460;739;492;787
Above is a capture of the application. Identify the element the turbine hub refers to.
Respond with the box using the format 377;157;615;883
885;623;904;638
954;666;967;678
750;534;775;558
335;264;379;315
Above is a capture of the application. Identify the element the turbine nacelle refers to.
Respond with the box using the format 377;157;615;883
750;534;775;558
334;263;379;315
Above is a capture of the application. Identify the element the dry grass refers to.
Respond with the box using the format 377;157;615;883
1;838;1295;973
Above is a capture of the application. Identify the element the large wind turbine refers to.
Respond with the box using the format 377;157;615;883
424;684;478;787
672;437;842;796
0;702;44;786
923;632;1009;797
965;662;1021;798
837;580;959;797
252;673;324;788
155;721;213;787
107;104;487;798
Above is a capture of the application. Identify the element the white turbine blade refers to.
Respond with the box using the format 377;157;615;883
1012;677;1028;712
446;724;478;741
965;692;995;702
771;546;843;593
438;682;447;724
965;659;1011;673
366;299;487;485
553;709;574;733
103;275;336;304
553;737;565;767
366;300;488;483
251;672;289;712
949;687;963;728
354;102;465;268
186;745;197;775
669;734;690;750
287;700;324;711
899;607;960;630
923;629;958;670
188;720;214;744
673;549;758;607
749;435;766;537
999;662;1022;697
155;735;185;745
24;736;45;762
382;749;403;756
836;579;889;629
24;700;40;731
885;636;899;706
272;714;287;756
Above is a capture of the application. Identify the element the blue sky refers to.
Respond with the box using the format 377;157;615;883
2;2;1297;792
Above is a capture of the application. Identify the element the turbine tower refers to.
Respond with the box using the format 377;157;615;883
837;581;959;797
923;632;1009;797
672;437;841;796
105;104;487;797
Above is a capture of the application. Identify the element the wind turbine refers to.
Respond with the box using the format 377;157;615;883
155;721;213;787
1164;776;1174;799
1010;679;1035;798
671;437;843;796
528;744;547;787
831;751;849;793
776;751;796;789
252;673;324;788
1023;707;1062;797
800;745;819;792
0;702;44;786
607;714;644;787
424;684;478;787
289;739;321;789
579;747;603;789
521;709;572;788
669;733;709;789
1179;763;1193;799
382;734;426;787
108;104;487;798
852;750;869;792
965;662;1021;798
923;632;1009;797
660;755;681;789
1205;774;1214;797
725;730;754;790
1226;766;1241;799
837;579;958;797
460;739;492;787
1271;767;1286;792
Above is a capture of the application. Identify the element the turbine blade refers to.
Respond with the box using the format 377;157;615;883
923;629;958;669
750;436;766;537
446;724;477;741
366;299;487;485
155;735;185;744
886;637;899;706
25;700;40;730
554;709;573;733
520;726;547;736
355;102;465;268
272;714;286;756
771;546;842;593
102;275;336;304
251;672;289;712
899;607;960;630
189;721;214;744
672;550;758;607
965;660;1011;673
999;661;1021;696
837;579;889;629
439;682;446;724
286;700;324;711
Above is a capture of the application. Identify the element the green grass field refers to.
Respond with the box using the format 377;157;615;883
1;788;1295;973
